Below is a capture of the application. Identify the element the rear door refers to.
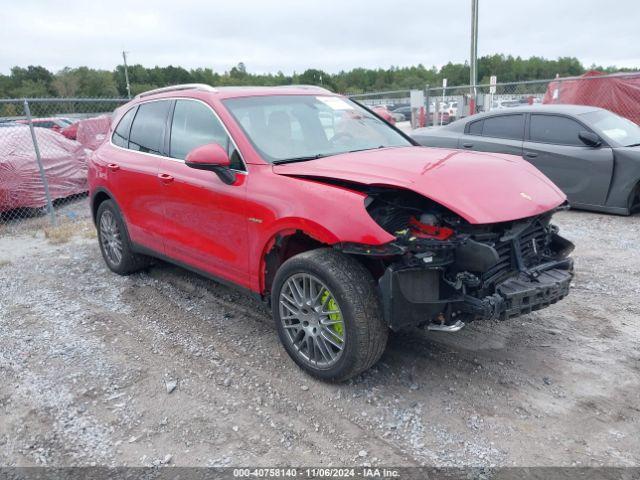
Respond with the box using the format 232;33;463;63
459;114;525;156
104;101;170;253
523;113;614;206
156;99;250;288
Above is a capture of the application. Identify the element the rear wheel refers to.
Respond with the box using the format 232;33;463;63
272;248;388;381
96;200;150;275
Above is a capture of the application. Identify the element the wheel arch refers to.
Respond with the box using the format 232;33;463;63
256;207;401;297
259;227;332;298
90;187;115;224
629;178;640;213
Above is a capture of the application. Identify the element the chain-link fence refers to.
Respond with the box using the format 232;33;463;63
350;71;640;129
423;78;551;127
2;74;638;233
349;89;411;122
0;97;127;235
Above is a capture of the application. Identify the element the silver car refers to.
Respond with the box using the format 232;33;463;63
412;105;640;215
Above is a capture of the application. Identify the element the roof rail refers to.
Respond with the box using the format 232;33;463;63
277;84;332;93
135;83;217;99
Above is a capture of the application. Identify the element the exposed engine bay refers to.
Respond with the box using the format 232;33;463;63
338;188;575;331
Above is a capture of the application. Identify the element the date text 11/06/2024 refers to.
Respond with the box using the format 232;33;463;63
232;468;401;477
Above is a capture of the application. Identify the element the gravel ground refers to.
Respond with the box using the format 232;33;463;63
0;205;638;467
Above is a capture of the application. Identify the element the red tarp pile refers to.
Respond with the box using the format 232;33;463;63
0;126;89;212
76;115;111;150
543;71;640;124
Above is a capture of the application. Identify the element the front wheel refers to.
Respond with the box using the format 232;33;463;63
272;248;388;381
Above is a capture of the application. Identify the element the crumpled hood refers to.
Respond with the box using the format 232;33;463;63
272;146;566;224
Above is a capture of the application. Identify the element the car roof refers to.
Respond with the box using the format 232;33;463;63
134;83;335;101
475;104;603;118
27;117;70;122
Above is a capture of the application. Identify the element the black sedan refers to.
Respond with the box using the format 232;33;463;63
412;105;640;215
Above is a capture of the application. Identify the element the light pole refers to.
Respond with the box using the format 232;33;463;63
469;0;479;114
122;50;131;99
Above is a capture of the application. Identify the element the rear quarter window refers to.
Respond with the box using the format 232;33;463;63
112;107;137;148
482;114;524;140
128;100;171;155
467;119;483;135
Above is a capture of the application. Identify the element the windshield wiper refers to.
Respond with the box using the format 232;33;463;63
626;142;640;147
272;153;329;165
347;145;387;153
273;146;390;164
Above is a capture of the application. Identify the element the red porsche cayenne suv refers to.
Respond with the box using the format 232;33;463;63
89;84;574;381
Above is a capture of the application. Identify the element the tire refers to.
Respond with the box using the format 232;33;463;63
96;199;151;275
271;248;388;381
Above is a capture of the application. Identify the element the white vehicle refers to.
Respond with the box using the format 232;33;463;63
429;102;450;113
446;101;459;120
391;112;406;122
491;97;543;110
491;99;523;110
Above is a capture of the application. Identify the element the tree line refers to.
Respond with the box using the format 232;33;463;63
0;54;636;99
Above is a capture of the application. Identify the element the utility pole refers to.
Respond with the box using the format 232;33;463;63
122;50;131;99
469;0;479;115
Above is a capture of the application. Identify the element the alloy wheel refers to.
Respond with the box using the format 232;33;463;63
278;273;345;369
99;210;123;266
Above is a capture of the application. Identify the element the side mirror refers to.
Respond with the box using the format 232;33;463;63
578;131;602;148
185;143;236;185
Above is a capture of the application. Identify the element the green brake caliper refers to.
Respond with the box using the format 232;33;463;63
321;290;344;342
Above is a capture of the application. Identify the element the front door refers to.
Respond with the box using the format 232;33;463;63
157;99;250;288
523;114;614;206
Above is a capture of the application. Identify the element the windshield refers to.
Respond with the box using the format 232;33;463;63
223;95;412;163
580;110;640;147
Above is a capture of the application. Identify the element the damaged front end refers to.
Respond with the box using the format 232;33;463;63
337;189;574;331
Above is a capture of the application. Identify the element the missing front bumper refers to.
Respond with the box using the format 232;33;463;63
379;263;573;330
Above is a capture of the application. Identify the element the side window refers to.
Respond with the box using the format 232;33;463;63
228;145;244;171
530;114;585;146
468;119;483;135
170;100;244;170
129;100;171;155
482;114;524;140
112;107;137;148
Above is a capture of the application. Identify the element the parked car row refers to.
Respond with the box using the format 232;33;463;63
362;104;406;123
370;105;397;125
15;116;74;132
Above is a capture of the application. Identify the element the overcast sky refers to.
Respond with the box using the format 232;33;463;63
1;0;638;75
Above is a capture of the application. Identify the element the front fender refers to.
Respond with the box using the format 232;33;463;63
605;148;640;211
246;171;397;292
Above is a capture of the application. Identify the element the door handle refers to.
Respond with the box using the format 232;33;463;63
158;173;174;184
525;152;539;158
461;143;473;148
107;163;120;172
